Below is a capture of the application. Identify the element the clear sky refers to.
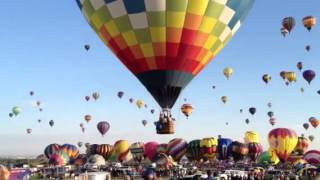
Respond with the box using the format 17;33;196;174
0;0;319;157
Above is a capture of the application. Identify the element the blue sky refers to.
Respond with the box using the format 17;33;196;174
0;0;320;156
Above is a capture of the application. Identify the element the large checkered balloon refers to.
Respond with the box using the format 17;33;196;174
76;0;255;109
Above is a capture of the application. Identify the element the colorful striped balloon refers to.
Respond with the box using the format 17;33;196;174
44;144;61;159
49;150;70;166
96;144;114;159
130;142;145;162
200;137;218;160
61;144;79;160
113;140;132;162
304;150;320;165
167;138;188;161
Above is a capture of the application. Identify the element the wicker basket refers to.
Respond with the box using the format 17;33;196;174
156;120;175;134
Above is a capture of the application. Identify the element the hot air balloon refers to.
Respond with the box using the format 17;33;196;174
317;90;320;95
80;123;84;128
49;120;54;127
282;17;295;32
217;138;232;160
36;101;41;107
12;106;22;116
181;104;193;118
269;118;276;126
113;140;132;162
49;150;70;166
285;72;297;83
249;107;256;115
308;135;315;142
248;142;263;161
167;138;188;161
267;102;272;108
300;87;304;93
97;121;110;136
303;123;309;130
129;142;145;162
92;92;100;100
44;144;60;159
0;165;10;180
309;117;319;128
221;96;228;104
76;0;255;134
303;70;316;84
200;137;218;160
244;131;260;144
186;140;202;161
262;74;271;84
240;109;243;113
245;119;250;125
85;96;90;101
77;142;83;148
280;27;289;37
38;119;41;123
81;127;85;133
129;98;134;103
150;109;155;114
303;16;316;31
9;113;13;118
84;115;92;123
156;143;168;154
85;143;90;149
26;128;32;134
228;141;248;162
117;91;124;98
74;154;87;166
257;150;280;165
61;144;79;160
305;45;311;52
96;144;114;160
84;44;90;51
223;67;234;79
267;111;274;118
29;91;34;96
144;142;159;162
297;62;303;71
142;120;148;126
280;71;287;80
136;100;145;109
87;155;106;166
86;144;98;156
294;136;310;155
268;128;298;162
304;150;320;165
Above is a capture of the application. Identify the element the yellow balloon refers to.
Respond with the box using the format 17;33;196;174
244;131;260;143
223;67;234;79
200;137;218;159
221;96;228;104
285;72;297;83
114;140;132;162
136;100;145;109
267;148;280;165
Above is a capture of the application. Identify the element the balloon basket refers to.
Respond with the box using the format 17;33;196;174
155;109;176;134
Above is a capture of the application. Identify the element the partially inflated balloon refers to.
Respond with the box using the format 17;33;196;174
44;144;60;159
200;137;217;160
61;144;79;160
268;128;298;162
186;140;202;161
96;144;113;159
228;141;248;162
248;142;263;161
244;131;260;143
304;150;320;165
76;0;255;110
294;136;310;155
114;140;132;162
49;150;70;166
282;17;295;32
167;138;188;161
217;138;232;160
303;70;316;84
303;16;316;31
144;141;159;161
130;142;144;162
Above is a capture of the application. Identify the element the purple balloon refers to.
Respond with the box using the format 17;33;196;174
97;121;110;136
303;70;316;84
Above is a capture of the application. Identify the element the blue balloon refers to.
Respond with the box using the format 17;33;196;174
217;138;232;160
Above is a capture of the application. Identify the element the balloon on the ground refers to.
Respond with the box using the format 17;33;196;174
96;144;113;160
304;150;320;165
228;141;248;162
186;140;202;161
294;136;310;155
167;138;188;161
0;165;10;180
49;150;70;166
86;155;106;166
200;137;218;160
60;144;79;160
268;128;298;162
129;142;145;162
44;144;60;159
248;142;263;161
217;138;232;160
113;140;132;162
144;142;159;162
244;131;260;143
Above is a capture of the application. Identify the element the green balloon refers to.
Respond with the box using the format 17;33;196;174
12;106;22;116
